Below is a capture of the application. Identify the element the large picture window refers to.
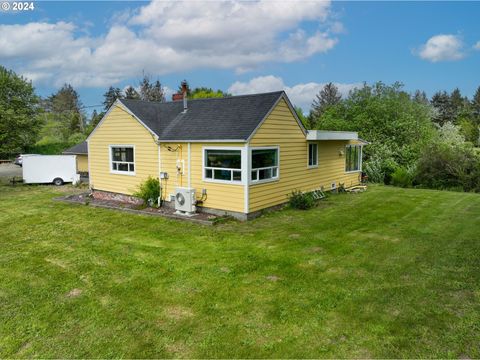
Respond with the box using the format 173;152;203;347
204;149;242;182
308;143;318;167
110;146;135;174
345;145;362;172
251;148;279;182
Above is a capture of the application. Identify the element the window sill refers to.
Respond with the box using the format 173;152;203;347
110;170;136;176
202;178;244;185
345;170;361;174
307;165;319;169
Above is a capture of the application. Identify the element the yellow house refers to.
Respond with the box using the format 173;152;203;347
63;141;89;174
87;91;366;220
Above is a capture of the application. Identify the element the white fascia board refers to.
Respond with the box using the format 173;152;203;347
306;130;358;141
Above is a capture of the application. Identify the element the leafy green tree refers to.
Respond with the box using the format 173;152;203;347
317;82;436;183
124;86;140;100
310;82;342;122
0;66;42;157
103;86;123;110
189;87;229;99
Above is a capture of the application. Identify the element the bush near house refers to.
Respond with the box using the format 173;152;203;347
133;176;161;206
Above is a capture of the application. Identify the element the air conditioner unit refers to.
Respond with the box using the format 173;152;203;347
174;187;196;215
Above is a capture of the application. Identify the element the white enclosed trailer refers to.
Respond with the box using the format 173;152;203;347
22;155;80;185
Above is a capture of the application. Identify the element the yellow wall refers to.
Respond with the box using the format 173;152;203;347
248;98;361;212
76;155;88;172
88;105;159;194
160;142;245;213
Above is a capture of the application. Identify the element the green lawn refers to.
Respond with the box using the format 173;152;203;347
1;184;479;358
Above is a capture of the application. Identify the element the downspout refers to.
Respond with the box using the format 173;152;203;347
243;142;250;214
188;142;191;188
158;141;162;206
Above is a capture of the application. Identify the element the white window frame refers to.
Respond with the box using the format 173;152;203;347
345;144;363;173
250;146;280;184
307;142;318;168
202;146;245;185
109;144;136;176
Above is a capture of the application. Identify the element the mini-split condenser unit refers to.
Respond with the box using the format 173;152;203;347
174;187;196;215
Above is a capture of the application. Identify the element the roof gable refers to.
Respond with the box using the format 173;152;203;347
118;91;285;141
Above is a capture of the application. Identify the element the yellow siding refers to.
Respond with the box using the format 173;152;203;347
76;155;88;172
160;142;245;213
249;99;361;212
88;105;159;194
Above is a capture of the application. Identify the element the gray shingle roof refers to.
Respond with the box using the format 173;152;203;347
63;141;88;154
119;91;286;141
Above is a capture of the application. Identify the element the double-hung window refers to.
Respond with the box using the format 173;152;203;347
110;146;135;174
204;149;242;182
345;145;362;172
251;148;279;182
308;143;318;167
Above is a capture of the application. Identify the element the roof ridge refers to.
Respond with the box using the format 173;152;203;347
120;90;284;105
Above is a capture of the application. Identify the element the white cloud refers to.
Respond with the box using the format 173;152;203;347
0;0;341;88
417;34;465;62
474;41;480;50
228;75;360;112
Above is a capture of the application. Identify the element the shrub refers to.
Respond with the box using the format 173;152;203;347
391;166;414;188
415;142;480;192
134;176;161;206
288;190;315;210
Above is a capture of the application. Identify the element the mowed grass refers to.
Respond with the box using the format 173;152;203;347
0;184;479;358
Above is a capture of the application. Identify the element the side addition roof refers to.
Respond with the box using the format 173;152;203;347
63;141;88;155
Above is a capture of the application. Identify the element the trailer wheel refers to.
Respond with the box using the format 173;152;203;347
53;177;64;186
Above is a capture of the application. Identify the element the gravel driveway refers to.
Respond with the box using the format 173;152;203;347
0;163;22;179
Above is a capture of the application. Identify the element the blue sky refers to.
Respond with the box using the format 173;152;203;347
1;1;479;115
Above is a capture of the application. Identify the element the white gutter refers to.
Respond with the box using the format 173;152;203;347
306;130;358;141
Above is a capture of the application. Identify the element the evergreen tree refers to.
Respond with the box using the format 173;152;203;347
103;86;123;110
139;76;165;102
413;90;429;104
431;91;455;126
472;86;480;118
311;82;342;120
47;83;85;135
124;86;140;100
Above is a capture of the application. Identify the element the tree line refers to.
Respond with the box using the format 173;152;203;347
0;66;229;158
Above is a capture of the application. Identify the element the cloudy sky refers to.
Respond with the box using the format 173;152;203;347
1;0;479;114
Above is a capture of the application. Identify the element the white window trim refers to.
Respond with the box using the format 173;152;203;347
307;142;319;169
109;144;136;176
250;146;280;185
202;146;245;185
345;144;363;173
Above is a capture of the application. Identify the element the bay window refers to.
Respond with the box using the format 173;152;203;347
110;146;135;174
204;149;242;182
251;148;279;182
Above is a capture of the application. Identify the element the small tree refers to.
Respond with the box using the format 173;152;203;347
124;86;140;100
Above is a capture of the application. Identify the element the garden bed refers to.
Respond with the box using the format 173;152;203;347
56;192;220;225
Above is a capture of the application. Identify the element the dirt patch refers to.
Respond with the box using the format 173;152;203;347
45;257;69;269
165;341;191;357
164;306;194;320
288;233;301;239
66;288;83;298
220;266;230;273
307;246;323;253
266;275;281;282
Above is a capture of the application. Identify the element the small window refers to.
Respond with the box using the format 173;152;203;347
204;149;242;182
111;146;135;174
345;145;362;172
251;148;279;182
308;143;318;167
